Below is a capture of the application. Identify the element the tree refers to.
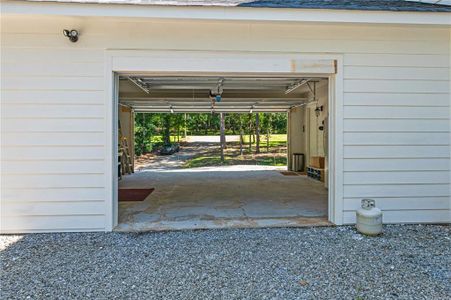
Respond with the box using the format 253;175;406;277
219;113;225;162
134;112;157;156
248;113;253;152
255;113;260;154
163;114;171;145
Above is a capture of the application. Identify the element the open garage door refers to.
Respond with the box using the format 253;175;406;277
120;76;323;113
115;74;331;231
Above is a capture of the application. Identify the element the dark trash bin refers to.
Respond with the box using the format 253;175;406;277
292;153;305;172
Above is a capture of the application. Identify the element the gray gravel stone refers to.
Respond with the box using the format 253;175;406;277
1;225;450;299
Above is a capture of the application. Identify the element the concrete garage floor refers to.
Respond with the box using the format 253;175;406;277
116;165;329;232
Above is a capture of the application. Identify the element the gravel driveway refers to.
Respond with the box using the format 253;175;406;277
1;225;450;299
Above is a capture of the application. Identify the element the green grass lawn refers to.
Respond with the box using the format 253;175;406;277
150;134;287;145
184;154;287;168
183;134;287;168
150;136;182;143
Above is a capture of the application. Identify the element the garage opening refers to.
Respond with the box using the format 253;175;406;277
115;75;330;231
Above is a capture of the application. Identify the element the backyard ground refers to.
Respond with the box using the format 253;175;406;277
135;134;287;170
1;225;449;299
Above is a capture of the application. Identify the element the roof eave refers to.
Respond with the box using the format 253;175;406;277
2;0;451;26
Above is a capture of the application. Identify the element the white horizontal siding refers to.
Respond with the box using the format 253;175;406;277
2;188;106;202
3;174;105;188
344;171;450;185
341;32;450;225
2;132;106;146
344;93;449;106
3;160;105;174
344;120;449;132
344;106;449;119
344;158;450;171
2;104;104;118
0;215;106;233
344;184;449;198
3;118;105;132
344;145;450;158
3;201;106;216
344;79;449;94
1;17;107;232
2;33;448;55
344;132;449;145
1;15;449;232
343;210;449;224
1;90;104;104
343;54;449;67
2;146;105;160
2;76;103;90
344;197;449;210
344;66;449;81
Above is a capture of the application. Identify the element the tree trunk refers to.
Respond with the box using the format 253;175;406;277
184;113;187;138
255;113;260;154
248;114;252;152
239;129;244;156
163;114;171;145
267;114;272;153
266;128;270;153
142;113;147;154
220;113;226;163
177;124;180;142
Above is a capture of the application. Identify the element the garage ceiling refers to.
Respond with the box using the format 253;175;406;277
119;76;326;113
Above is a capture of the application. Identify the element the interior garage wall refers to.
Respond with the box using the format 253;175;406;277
288;82;329;187
1;14;450;232
119;105;134;170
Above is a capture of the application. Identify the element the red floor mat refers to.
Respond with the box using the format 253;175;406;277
119;188;154;202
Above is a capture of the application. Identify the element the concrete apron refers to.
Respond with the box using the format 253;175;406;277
116;166;330;232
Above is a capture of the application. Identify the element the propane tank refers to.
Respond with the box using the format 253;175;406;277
356;199;383;235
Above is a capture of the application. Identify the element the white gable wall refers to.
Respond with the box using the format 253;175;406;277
1;14;450;232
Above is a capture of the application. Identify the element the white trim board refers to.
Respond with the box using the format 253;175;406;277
105;50;344;230
3;1;451;25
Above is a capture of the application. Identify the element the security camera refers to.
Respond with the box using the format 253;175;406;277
63;29;79;42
